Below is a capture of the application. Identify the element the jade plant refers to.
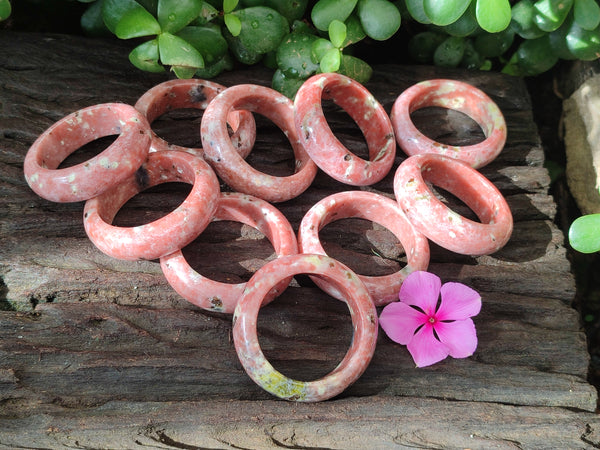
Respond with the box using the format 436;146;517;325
3;0;600;96
569;195;600;254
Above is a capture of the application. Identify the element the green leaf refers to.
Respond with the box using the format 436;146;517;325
158;31;205;68
424;0;471;26
272;68;305;99
566;19;600;59
320;47;341;72
442;2;479;36
548;14;577;59
533;0;574;32
474;28;515;57
311;0;358;31
177;25;228;64
115;6;161;38
433;35;466;66
502;35;558;75
510;0;546;39
158;0;204;33
223;26;264;64
276;32;320;77
223;0;239;14
195;53;234;78
233;6;289;54
311;38;335;63
342;14;367;46
0;0;11;21
262;0;309;23
102;0;142;34
172;66;198;78
129;39;165;72
357;0;401;41
405;0;431;24
338;54;372;83
81;0;110;36
224;12;242;36
329;20;347;48
408;31;446;63
476;0;512;32
460;40;485;69
569;214;600;253
574;0;600;30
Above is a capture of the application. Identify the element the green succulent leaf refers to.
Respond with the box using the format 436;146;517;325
549;14;577;58
272;68;306;99
224;0;239;13
224;12;242;36
232;7;289;54
342;14;367;46
569;214;600;253
433;36;466;67
474;28;515;57
338;54;373;83
574;0;600;30
129;38;165;72
424;0;471;26
102;0;144;34
408;31;446;63
195;53;234;78
502;35;558;75
442;2;479;36
476;0;511;32
357;0;401;41
158;31;205;69
405;0;431;24
510;0;546;38
533;0;574;32
277;32;320;78
566;19;600;59
311;38;335;62
158;0;204;33
177;25;228;64
311;0;358;31
329;20;347;48
81;0;110;36
262;0;309;23
320;47;342;72
115;6;161;38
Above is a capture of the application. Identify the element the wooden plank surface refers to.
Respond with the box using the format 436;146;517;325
1;31;599;447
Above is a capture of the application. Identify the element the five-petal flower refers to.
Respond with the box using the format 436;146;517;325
379;271;481;368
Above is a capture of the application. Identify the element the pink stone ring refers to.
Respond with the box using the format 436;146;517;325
201;84;318;203
23;103;151;203
83;150;220;261
298;190;430;306
160;192;298;313
233;254;378;402
391;79;507;169
134;79;256;158
294;73;396;186
393;153;513;256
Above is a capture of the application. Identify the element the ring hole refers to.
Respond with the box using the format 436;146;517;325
58;135;118;168
243;114;298;177
319;218;405;276
257;284;352;382
181;221;278;284
411;107;485;146
112;181;191;228
322;99;370;160
152;108;204;149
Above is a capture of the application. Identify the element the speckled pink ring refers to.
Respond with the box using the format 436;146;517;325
233;254;378;402
201;84;318;203
160;192;298;313
294;72;396;186
393;153;513;256
83;150;220;261
298;191;430;306
23;103;151;203
391;79;507;169
134;79;256;158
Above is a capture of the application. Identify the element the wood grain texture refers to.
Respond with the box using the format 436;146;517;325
0;31;597;447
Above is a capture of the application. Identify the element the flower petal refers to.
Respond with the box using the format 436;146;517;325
407;323;450;367
379;301;426;345
436;282;481;321
434;319;478;358
399;271;441;315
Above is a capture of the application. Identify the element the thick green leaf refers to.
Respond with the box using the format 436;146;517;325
405;0;431;24
263;0;309;23
311;0;358;31
115;7;161;38
408;31;446;63
311;38;335;62
357;0;401;40
338;54;372;83
158;31;205;68
342;14;367;46
81;0;110;36
433;35;466;66
460;39;485;69
223;26;263;64
533;0;574;32
177;25;228;64
224;13;242;36
502;35;558;75
223;0;239;13
129;39;165;72
574;0;600;30
549;14;577;58
277;32;320;77
442;2;479;36
474;28;515;56
424;0;471;26
510;0;546;38
566;19;600;59
102;0;142;34
233;6;289;54
172;65;198;78
195;53;234;78
329;20;347;48
158;0;204;33
320;47;341;72
569;214;600;253
272;68;305;99
476;0;511;32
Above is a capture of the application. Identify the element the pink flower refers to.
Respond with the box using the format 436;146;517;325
379;271;481;368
